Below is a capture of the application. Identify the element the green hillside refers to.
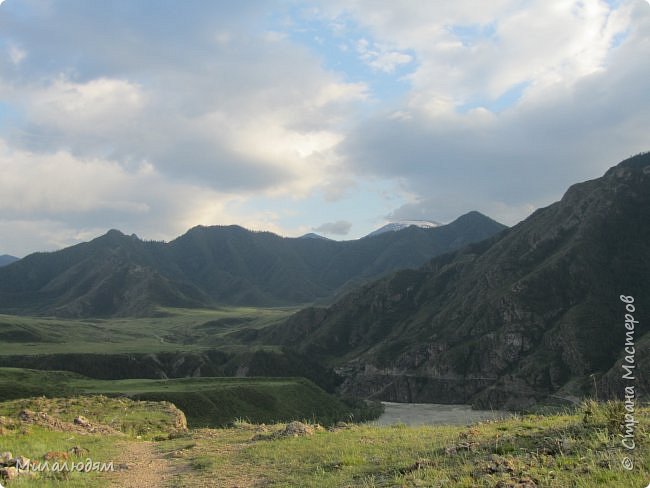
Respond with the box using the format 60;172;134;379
0;368;379;427
0;307;343;394
255;153;650;409
0;307;293;356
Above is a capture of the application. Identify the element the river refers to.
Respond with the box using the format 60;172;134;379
372;402;511;426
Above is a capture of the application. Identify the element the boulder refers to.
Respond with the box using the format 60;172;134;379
73;415;91;427
0;466;18;481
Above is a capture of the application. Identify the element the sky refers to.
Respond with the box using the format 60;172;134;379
0;0;648;256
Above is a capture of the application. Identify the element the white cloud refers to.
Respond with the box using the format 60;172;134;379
0;139;252;254
0;140;137;215
18;77;146;149
320;0;634;109
313;220;352;235
339;6;650;224
305;0;649;226
0;0;648;254
0;3;368;204
355;38;413;73
0;219;107;256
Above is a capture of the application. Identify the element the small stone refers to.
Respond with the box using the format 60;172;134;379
73;415;91;427
0;466;18;480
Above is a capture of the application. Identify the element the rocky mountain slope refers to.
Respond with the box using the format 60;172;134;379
255;153;650;409
0;212;505;317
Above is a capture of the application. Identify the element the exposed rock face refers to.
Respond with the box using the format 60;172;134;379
261;153;650;408
165;401;188;432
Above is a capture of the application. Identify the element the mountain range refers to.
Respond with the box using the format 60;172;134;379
2;153;647;410
0;211;506;317
0;255;18;267
249;153;650;408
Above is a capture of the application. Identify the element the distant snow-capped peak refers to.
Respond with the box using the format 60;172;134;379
365;220;440;238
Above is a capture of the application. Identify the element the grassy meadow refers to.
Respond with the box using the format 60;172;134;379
0;307;295;356
171;402;649;487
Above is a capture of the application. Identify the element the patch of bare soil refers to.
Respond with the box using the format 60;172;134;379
107;440;181;488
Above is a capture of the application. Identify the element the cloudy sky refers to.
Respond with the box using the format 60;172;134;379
0;0;648;256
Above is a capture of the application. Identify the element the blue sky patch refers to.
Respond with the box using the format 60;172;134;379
449;21;498;46
267;7;416;106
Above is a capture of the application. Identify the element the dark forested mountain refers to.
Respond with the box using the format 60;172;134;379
0;212;505;317
255;153;650;409
0;255;18;267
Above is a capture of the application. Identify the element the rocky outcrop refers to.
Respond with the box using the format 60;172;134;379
18;409;121;435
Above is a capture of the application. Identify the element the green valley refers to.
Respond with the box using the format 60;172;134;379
0;307;294;356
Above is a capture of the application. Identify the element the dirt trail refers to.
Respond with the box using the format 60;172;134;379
107;440;181;487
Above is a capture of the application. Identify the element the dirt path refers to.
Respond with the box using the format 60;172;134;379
107;440;180;487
